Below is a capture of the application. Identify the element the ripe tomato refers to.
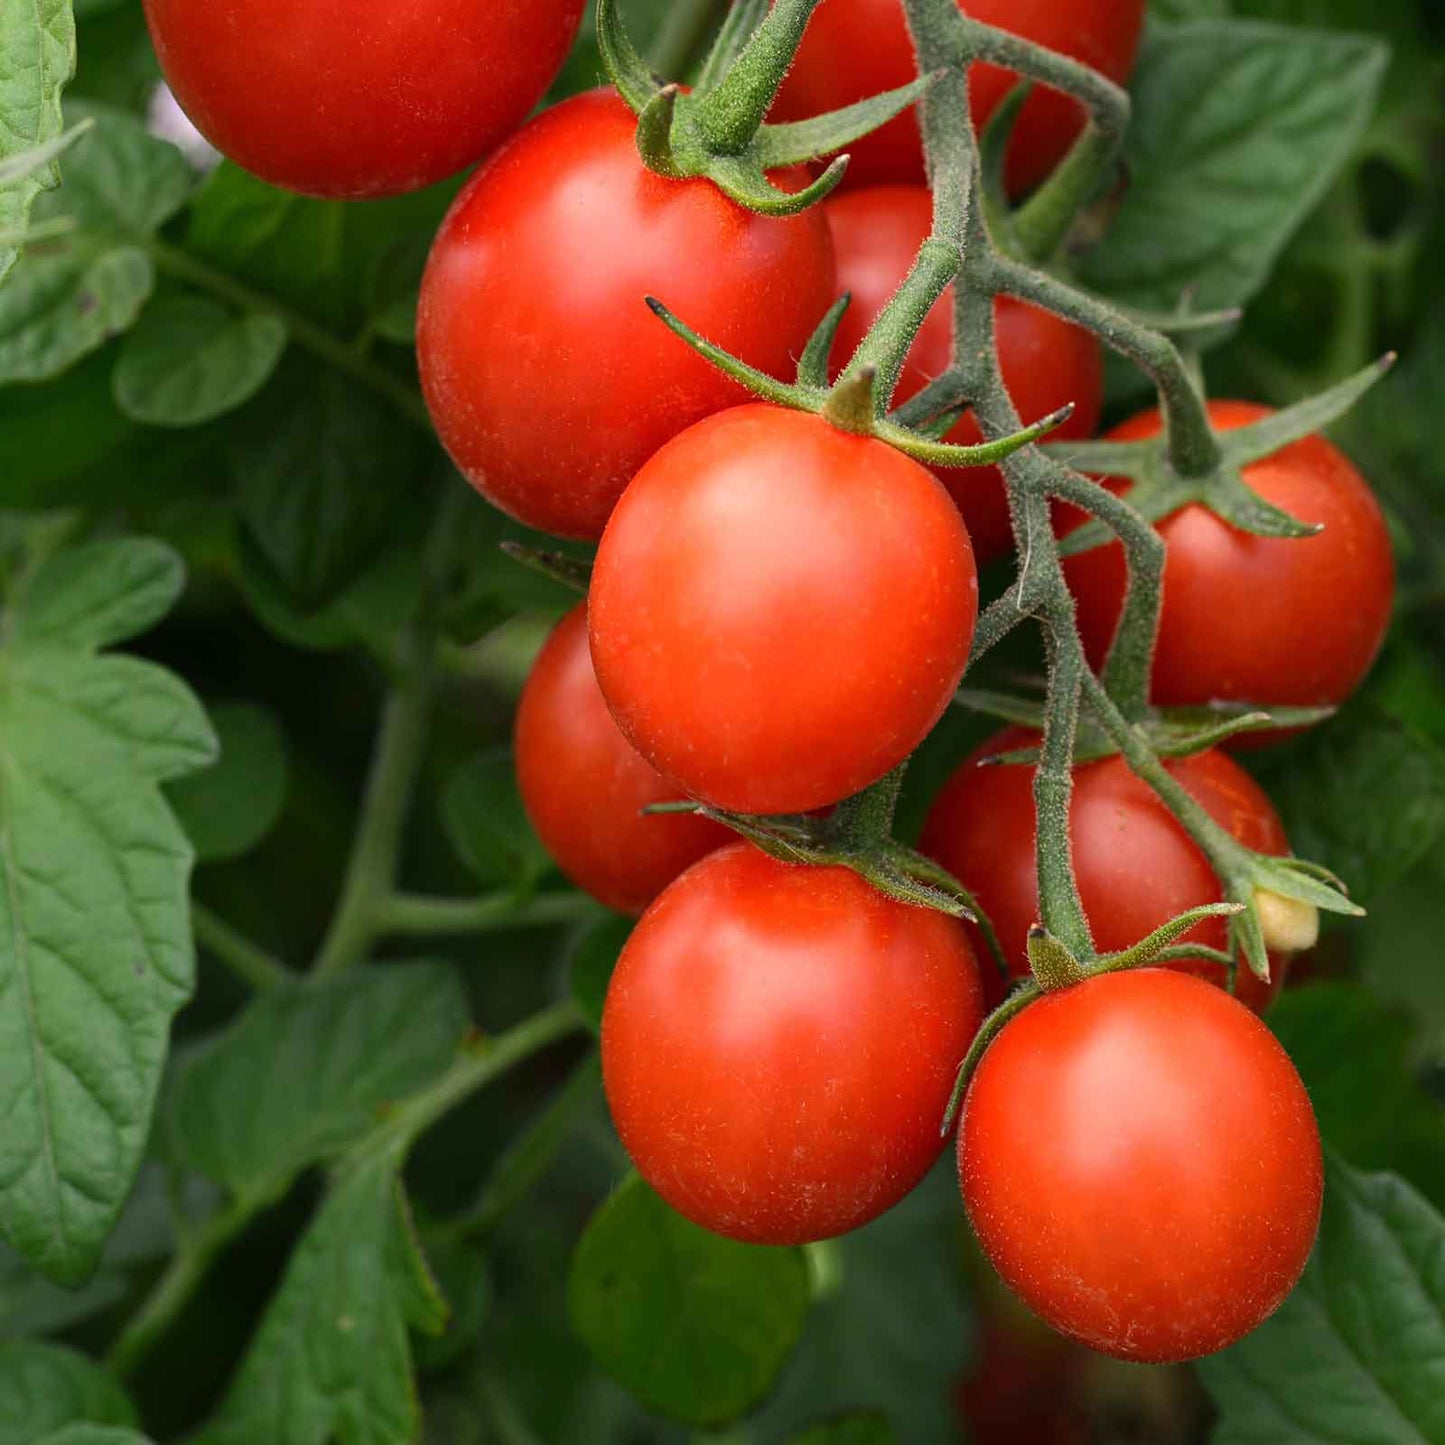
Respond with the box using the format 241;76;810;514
772;0;1146;195
1063;401;1395;715
825;185;1102;563
603;843;985;1244
921;730;1291;1011
514;605;731;915
589;404;978;814
959;968;1322;1362
142;0;585;199
418;90;836;540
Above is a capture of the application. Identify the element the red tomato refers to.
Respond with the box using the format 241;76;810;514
772;0;1146;194
1063;401;1396;715
417;90;836;540
142;0;585;199
959;968;1322;1362
921;730;1291;1011
825;185;1102;563
514;605;731;915
603;843;985;1243
589;403;978;814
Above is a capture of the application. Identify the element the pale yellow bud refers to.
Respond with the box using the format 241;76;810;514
1253;889;1320;954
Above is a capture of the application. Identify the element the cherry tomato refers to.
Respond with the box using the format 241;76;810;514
921;730;1291;1011
825;185;1102;563
589;403;978;814
1063;401;1395;715
603;843;985;1244
418;90;836;540
772;0;1146;195
514;605;731;915
142;0;585;199
959;968;1322;1362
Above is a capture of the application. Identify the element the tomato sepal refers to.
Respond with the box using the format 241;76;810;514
498;543;591;595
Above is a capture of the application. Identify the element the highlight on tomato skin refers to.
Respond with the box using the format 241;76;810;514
771;0;1147;195
824;184;1104;564
601;843;987;1246
513;605;733;916
1062;400;1397;722
142;0;588;199
958;968;1324;1363
920;729;1294;1011
588;403;979;816
417;90;837;541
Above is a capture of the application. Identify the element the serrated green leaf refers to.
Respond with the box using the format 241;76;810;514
1270;983;1445;1210
167;965;469;1209
1198;1154;1445;1443
233;361;424;608
441;747;549;891
569;1174;811;1427
410;1230;490;1375
787;1415;896;1445
0;537;212;1284
1254;701;1445;906
1079;22;1386;312
0;1340;134;1442
113;296;287;427
197;1152;446;1445
165;701;288;864
568;914;631;1033
0;104;193;382
0;0;76;285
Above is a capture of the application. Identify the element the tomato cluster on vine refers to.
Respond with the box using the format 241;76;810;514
142;0;1398;1371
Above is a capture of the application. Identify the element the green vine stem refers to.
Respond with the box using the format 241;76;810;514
382;891;600;936
192;902;289;991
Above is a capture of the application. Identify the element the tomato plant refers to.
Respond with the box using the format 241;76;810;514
825;183;1103;561
515;604;732;914
1064;401;1397;716
418;90;836;539
960;969;1324;1362
602;843;985;1244
589;403;978;813
0;0;1440;1441
921;730;1293;1010
142;0;588;198
772;0;1146;193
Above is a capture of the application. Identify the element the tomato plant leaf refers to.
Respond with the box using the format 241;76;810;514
165;701;288;864
0;0;75;284
568;914;632;1033
0;1340;135;1443
232;360;425;608
0;104;193;382
0;536;213;1284
1270;983;1445;1211
786;1415;896;1445
40;1429;156;1445
1199;1154;1445;1443
197;1152;447;1445
569;1174;811;1427
1254;700;1445;906
166;964;469;1210
747;1164;967;1443
113;296;287;427
1080;21;1386;312
441;747;550;892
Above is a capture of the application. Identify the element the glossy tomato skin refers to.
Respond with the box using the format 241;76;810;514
1064;401;1396;714
773;0;1145;194
921;731;1290;1011
142;0;585;199
589;404;979;814
603;844;985;1244
514;606;731;915
418;91;836;540
960;969;1323;1362
825;185;1102;563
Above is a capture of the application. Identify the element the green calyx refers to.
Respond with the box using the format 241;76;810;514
1050;352;1396;555
597;0;938;215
